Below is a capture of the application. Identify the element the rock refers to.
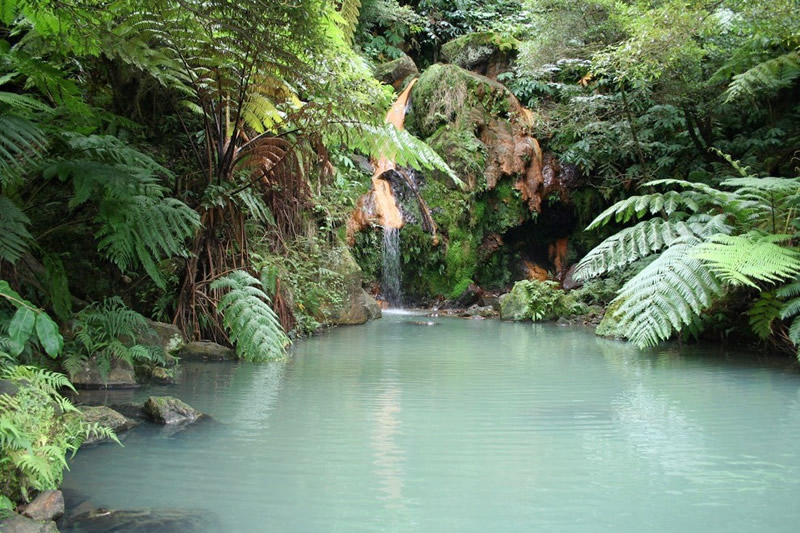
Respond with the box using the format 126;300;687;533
318;247;381;325
79;406;139;445
499;289;528;321
0;378;19;397
0;513;59;533
374;53;418;90
22;491;64;522
149;367;174;385
59;507;219;533
446;283;481;309
562;264;583;290
143;396;205;425
466;305;496;318
440;31;519;78
178;341;235;361
595;300;626;339
70;356;137;389
556;317;571;326
141;320;186;361
109;403;148;423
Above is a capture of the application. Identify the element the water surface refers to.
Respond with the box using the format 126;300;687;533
63;314;800;531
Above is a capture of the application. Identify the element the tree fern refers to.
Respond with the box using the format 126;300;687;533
724;48;800;103
210;271;289;362
693;233;800;288
337;0;362;44
0;195;33;265
611;236;723;348
748;291;783;340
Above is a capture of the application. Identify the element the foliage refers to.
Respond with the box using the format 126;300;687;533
64;298;165;378
0;281;62;360
0;365;118;504
576;174;800;350
210;271;289;361
501;279;576;321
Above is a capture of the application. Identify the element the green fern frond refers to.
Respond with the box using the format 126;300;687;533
748;291;783;340
337;0;362;44
586;190;701;230
777;280;800;299
574;214;731;280
211;271;289;362
0;113;47;185
724;49;800;103
693;233;800;288
0;195;33;265
613;237;722;348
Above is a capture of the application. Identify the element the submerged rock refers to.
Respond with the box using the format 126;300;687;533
22;491;64;522
79;406;139;445
149;366;174;385
465;304;496;318
59;507;219;533
70;356;138;389
179;341;235;361
143;396;206;425
0;512;59;533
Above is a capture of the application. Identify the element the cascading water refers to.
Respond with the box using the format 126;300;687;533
381;227;402;307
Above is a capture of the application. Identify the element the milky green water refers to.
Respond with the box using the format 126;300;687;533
62;313;800;532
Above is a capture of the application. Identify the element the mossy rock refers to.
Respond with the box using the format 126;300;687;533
374;53;418;90
79;406;139;445
499;288;529;321
143;396;205;425
407;63;513;139
427;124;487;190
440;31;519;77
595;299;627;339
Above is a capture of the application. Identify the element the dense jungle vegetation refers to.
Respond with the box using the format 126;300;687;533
1;0;799;516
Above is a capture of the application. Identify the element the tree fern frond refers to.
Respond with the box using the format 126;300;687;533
0;195;33;264
693;233;800;288
724;49;800;103
0;113;47;184
574;214;731;280
777;280;800;299
585;190;702;230
337;0;362;44
748;291;783;340
210;271;289;362
613;237;722;348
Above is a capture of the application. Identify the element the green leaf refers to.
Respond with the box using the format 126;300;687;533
35;314;63;358
8;307;35;354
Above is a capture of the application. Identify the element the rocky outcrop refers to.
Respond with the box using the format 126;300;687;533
22;491;64;522
143;396;205;425
318;247;382;325
374;53;418;90
178;341;235;361
70;356;137;389
141;320;186;363
0;512;59;533
79;406;139;445
440;31;518;79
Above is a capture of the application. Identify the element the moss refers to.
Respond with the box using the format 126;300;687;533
449;277;475;299
427;124;486;189
440;31;520;71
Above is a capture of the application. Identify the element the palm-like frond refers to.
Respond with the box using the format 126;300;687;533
612;236;723;348
724;49;800;103
0;195;33;264
0;113;47;184
693;233;800;288
211;271;289;362
574;214;731;280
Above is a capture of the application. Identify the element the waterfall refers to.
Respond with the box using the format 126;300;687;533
382;227;402;307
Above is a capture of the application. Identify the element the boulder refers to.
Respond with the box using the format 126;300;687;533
140;320;186;364
562;264;583;290
0;378;19;397
465;304;496;318
499;286;530;321
178;341;235;361
0;513;59;533
143;396;205;425
595;299;626;339
149;367;174;385
440;31;519;78
374;53;418;90
319;247;381;325
22;491;64;522
70;356;137;389
79;406;139;445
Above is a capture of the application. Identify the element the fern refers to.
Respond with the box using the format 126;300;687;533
724;49;800;103
210;271;289;362
0;195;33;265
0;112;47;185
66;297;164;378
337;0;362;44
612;236;723;348
748;291;783;340
693;233;800;288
